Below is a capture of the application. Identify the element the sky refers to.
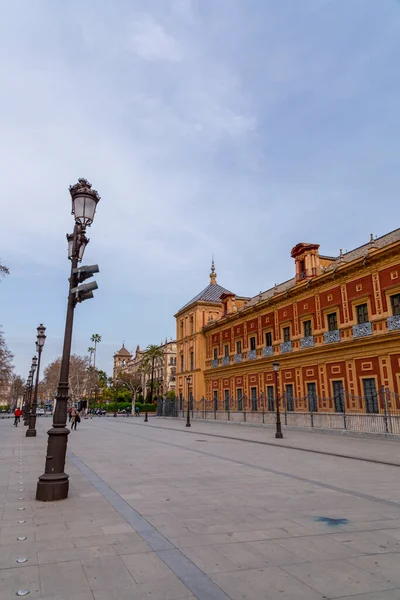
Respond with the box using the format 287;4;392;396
1;0;400;379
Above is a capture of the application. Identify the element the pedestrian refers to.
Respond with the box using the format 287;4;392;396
68;407;72;422
14;407;22;427
135;405;140;417
70;405;80;430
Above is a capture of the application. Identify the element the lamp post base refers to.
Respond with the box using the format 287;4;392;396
36;473;69;502
144;413;148;422
186;422;191;427
275;431;283;439
26;429;37;437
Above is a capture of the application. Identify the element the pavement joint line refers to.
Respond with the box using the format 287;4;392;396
68;451;232;600
112;417;400;468
92;419;400;510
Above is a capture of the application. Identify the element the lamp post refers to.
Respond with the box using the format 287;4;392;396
23;375;32;425
23;377;30;425
186;376;192;427
36;178;100;502
273;361;283;439
26;325;46;437
24;358;37;425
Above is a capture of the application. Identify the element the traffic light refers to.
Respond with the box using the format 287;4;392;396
73;264;99;283
70;265;99;303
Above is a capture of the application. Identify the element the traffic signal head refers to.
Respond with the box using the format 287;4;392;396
73;264;99;283
70;280;98;303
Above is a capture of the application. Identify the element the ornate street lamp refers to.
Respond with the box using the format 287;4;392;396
26;325;46;437
24;358;37;426
273;361;283;439
23;370;33;426
186;376;192;427
36;179;100;502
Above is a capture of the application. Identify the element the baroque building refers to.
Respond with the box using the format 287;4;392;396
113;340;177;396
175;261;249;402
175;230;400;414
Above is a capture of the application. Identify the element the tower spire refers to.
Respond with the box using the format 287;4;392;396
210;257;217;285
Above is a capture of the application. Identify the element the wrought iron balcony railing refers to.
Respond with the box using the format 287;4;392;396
234;353;243;363
222;356;230;366
247;349;257;360
211;359;219;368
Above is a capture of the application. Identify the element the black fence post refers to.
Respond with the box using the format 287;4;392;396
343;391;347;430
382;386;389;434
385;388;393;434
261;393;265;424
284;392;288;426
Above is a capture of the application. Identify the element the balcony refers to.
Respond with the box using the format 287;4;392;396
280;341;292;353
353;322;372;338
211;359;219;368
247;349;257;360
388;315;400;331
222;356;230;366
262;346;273;357
234;353;243;363
324;330;340;344
300;336;314;349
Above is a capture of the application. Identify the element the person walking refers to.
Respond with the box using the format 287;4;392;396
135;405;140;417
14;407;22;426
70;406;80;430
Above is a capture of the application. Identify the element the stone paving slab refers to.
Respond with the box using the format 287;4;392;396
1;416;400;599
153;416;400;464
0;421;195;600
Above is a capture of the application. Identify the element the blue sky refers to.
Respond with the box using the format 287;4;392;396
1;0;400;378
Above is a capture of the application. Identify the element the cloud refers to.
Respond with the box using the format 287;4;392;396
1;0;400;377
126;14;183;62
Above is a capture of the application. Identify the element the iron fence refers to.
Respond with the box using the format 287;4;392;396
157;387;400;435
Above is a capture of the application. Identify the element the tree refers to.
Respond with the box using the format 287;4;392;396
11;375;25;405
0;261;9;281
0;328;14;406
143;344;163;404
41;354;91;403
90;334;102;368
116;371;142;411
87;346;95;367
0;328;13;383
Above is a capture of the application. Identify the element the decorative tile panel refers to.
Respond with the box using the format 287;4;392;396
324;330;340;344
388;315;400;331
262;346;273;357
280;341;292;353
352;322;372;338
300;336;314;349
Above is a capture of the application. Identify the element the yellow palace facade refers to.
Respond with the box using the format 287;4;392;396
175;229;400;417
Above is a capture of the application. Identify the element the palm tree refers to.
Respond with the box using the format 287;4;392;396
143;344;164;405
87;346;95;367
90;334;102;368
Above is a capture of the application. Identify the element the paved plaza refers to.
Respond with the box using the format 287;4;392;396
1;417;400;599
